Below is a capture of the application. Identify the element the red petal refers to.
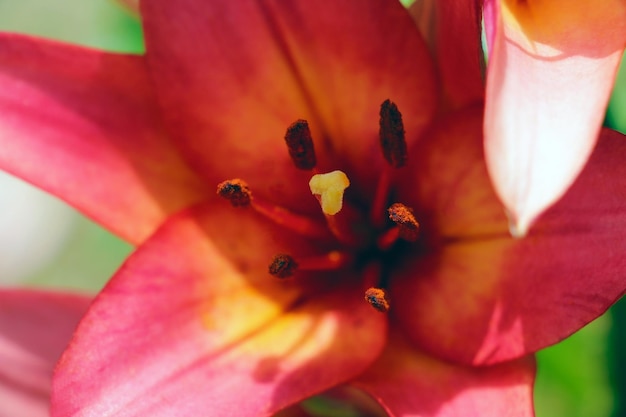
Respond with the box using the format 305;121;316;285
0;33;206;244
396;116;626;364
140;0;437;211
354;334;535;417
52;204;386;416
0;290;90;417
410;0;485;109
483;0;626;236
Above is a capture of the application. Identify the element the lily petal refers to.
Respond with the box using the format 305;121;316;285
483;0;626;236
140;0;436;209
397;115;626;365
354;333;535;417
0;33;206;244
410;0;485;109
398;105;507;239
52;204;386;416
0;290;90;417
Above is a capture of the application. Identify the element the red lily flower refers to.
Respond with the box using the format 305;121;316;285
0;0;625;416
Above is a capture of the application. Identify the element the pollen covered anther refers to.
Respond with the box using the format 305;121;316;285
388;203;419;241
269;254;298;279
309;170;350;215
217;179;252;207
379;99;407;168
364;287;390;313
285;119;317;170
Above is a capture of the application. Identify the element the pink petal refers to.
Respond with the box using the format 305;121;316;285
396;109;626;364
52;204;386;416
0;290;90;417
140;0;437;211
354;333;535;417
0;33;206;244
410;0;485;109
483;0;626;236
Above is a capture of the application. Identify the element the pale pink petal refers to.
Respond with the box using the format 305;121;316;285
483;0;626;236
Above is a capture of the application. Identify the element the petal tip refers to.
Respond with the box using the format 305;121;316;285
506;211;530;239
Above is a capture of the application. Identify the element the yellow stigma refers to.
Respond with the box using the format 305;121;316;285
309;170;350;215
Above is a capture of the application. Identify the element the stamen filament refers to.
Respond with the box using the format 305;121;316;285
217;179;331;240
252;198;332;240
297;251;352;271
370;166;393;228
268;251;351;279
319;203;369;247
377;226;401;251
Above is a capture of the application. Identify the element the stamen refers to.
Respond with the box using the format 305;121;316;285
388;203;419;241
309;170;350;215
269;254;298;279
376;226;400;251
285;120;317;170
217;179;252;207
268;251;351;279
379;99;407;168
370;168;393;227
217;179;331;240
364;287;390;313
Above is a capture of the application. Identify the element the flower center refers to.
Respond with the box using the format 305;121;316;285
217;100;420;313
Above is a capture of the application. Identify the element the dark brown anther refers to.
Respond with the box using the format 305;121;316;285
364;287;390;313
217;179;252;207
285;119;317;170
388;203;419;241
379;99;407;168
269;254;299;279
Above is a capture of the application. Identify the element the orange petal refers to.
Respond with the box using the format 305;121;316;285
397;105;508;239
140;0;437;210
0;33;206;244
484;0;626;236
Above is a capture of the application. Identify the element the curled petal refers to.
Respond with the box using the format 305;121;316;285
0;33;205;244
354;334;535;417
52;204;386;416
483;0;626;236
0;290;90;417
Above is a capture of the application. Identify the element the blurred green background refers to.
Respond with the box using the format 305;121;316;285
0;0;624;416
